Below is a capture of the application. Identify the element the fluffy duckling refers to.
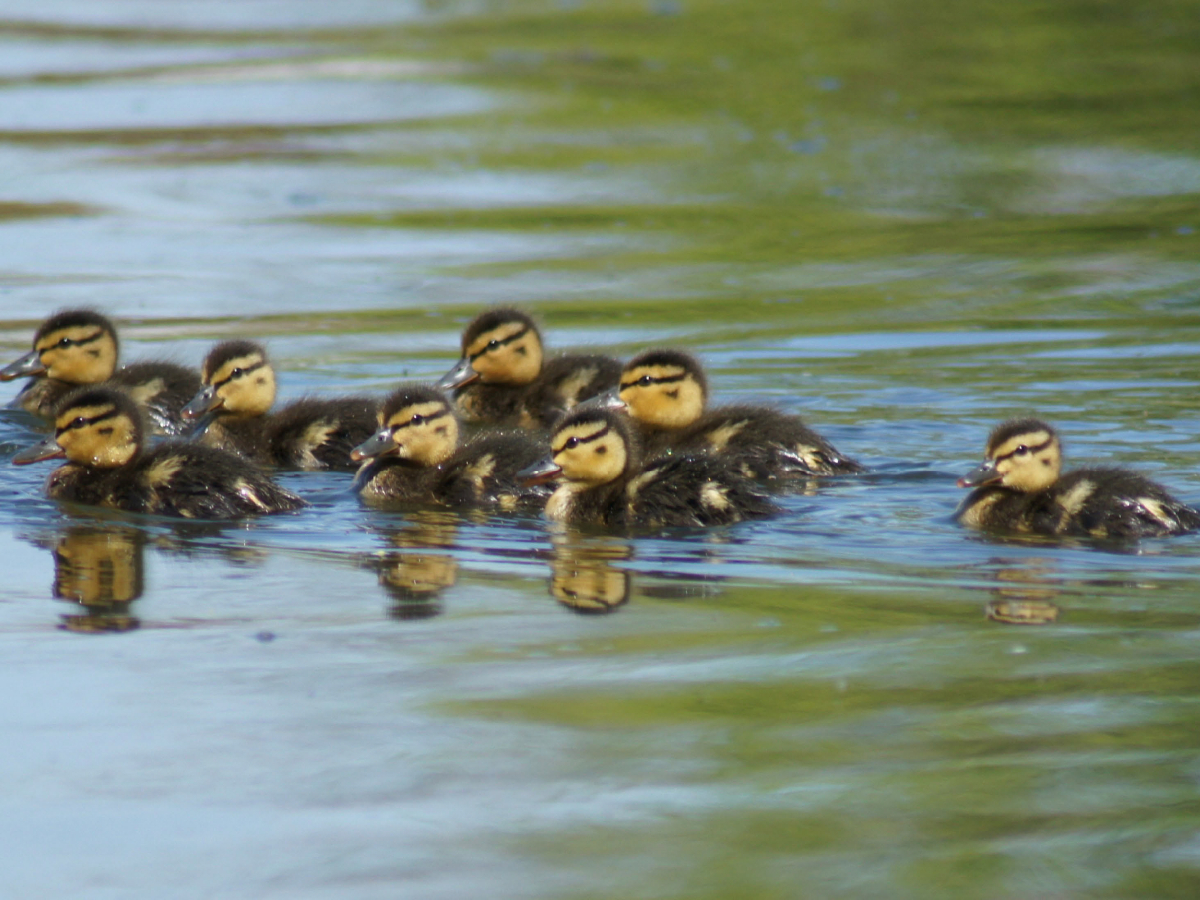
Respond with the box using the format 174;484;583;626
350;383;550;509
13;387;305;518
596;349;861;481
0;309;200;434
519;407;776;529
437;308;621;429
183;340;377;471
956;418;1200;538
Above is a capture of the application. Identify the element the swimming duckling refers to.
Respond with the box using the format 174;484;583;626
437;308;621;429
519;407;776;529
13;387;305;518
350;383;550;509
594;349;862;481
956;418;1200;538
0;309;200;434
183;340;376;471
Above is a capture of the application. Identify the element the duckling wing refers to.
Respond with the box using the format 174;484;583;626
134;445;305;518
522;354;622;429
438;431;552;508
682;406;862;479
113;361;202;436
266;397;378;471
624;453;777;528
1059;468;1200;538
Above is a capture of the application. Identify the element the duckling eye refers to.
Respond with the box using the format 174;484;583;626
57;337;74;349
70;416;86;429
486;339;500;351
565;437;580;449
410;413;425;425
637;375;653;387
1014;445;1029;456
230;367;244;378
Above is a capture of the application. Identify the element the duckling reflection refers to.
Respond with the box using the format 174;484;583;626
370;511;459;620
984;561;1061;625
51;525;145;633
548;532;631;614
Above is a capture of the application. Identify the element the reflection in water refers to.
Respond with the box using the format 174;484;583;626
984;561;1061;625
52;526;146;633
371;511;459;620
548;532;631;614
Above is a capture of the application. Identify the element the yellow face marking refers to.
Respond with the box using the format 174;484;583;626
551;421;627;485
385;401;458;466
989;430;1060;492
207;352;275;417
54;402;139;468
36;326;118;384
463;322;543;385
619;364;705;430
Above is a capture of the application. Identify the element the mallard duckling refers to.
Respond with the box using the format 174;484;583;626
350;383;550;509
0;309;200;434
182;340;376;471
437;307;621;429
956;418;1200;538
519;407;776;528
594;349;861;481
13;386;305;518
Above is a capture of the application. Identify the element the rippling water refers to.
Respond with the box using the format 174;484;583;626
2;2;1200;897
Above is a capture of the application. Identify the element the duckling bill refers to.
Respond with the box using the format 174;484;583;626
1;309;200;435
519;407;776;529
351;383;551;509
956;418;1200;538
184;340;376;471
13;386;305;518
437;308;621;429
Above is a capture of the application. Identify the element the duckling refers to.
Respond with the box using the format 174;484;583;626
183;340;376;471
12;386;305;518
595;349;862;481
519;407;776;529
0;309;200;434
437;307;621;429
350;383;550;509
956;418;1200;538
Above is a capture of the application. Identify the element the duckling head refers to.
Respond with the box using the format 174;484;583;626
0;309;119;385
13;386;143;468
615;349;708;430
437;308;545;390
520;408;638;487
183;340;277;420
350;384;460;467
958;418;1062;493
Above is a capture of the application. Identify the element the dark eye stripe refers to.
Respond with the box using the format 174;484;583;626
620;372;685;390
468;326;530;361
56;407;118;436
212;360;265;388
995;437;1053;463
391;408;449;431
40;329;104;353
554;424;609;454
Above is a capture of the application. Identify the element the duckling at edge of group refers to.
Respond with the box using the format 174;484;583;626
955;417;1200;539
436;307;621;430
0;308;201;435
13;386;305;518
518;406;777;529
350;383;552;509
182;340;377;471
591;348;862;481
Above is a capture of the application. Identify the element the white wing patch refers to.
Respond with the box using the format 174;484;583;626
298;421;337;468
700;481;730;511
234;478;271;512
1057;479;1095;516
145;455;184;488
706;420;747;451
